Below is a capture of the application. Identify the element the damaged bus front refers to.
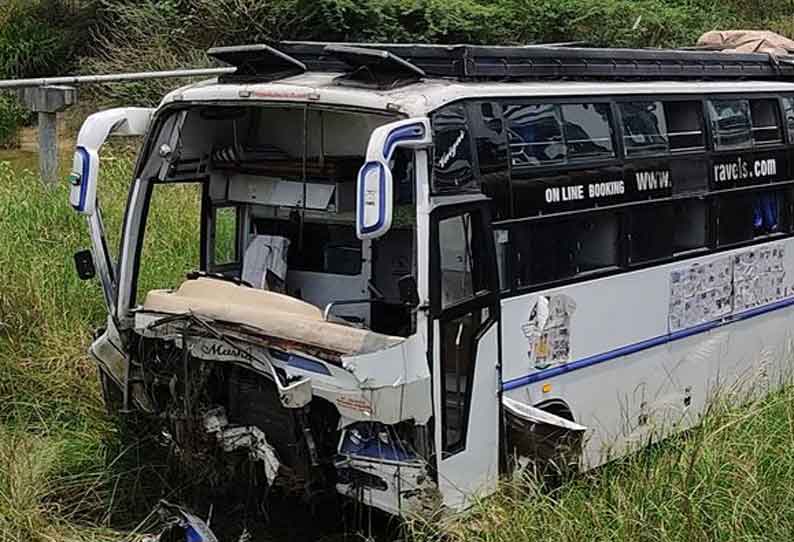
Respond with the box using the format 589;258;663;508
70;98;443;516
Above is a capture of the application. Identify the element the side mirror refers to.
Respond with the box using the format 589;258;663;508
398;275;420;308
69;107;153;215
69;147;99;215
356;117;431;240
74;250;96;280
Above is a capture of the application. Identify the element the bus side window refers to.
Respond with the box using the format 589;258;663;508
783;96;794;143
717;192;755;246
628;204;674;264
619;101;669;157
674;198;709;254
664;101;705;152
431;103;477;194
438;212;488;308
560;103;615;161
750;99;783;145
708;99;752;151
504;101;615;167
716;189;791;248
504;102;564;167
752;190;787;236
469;101;511;219
515;211;620;287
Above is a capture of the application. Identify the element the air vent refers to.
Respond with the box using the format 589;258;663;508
324;44;426;89
207;44;307;83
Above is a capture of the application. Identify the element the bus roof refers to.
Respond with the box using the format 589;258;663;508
161;74;794;118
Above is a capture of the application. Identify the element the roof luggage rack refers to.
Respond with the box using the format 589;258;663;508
208;42;794;86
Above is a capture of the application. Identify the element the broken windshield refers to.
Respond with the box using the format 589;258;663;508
133;103;417;336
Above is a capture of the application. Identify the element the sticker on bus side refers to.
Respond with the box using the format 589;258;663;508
522;294;576;370
668;243;793;333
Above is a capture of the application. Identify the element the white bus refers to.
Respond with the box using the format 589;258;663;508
69;42;794;517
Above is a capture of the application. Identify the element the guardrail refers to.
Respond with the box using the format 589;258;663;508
0;67;235;184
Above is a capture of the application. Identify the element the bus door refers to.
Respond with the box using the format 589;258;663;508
429;201;501;509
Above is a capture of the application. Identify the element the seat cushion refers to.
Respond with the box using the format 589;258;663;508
141;277;403;356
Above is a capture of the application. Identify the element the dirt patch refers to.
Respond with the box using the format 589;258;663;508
18;115;77;153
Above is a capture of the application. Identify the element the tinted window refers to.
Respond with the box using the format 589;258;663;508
629;204;673;264
665;101;705;151
674;198;709;253
515;219;572;286
505;102;615;167
561;103;615;160
717;192;755;246
718;190;790;247
753;190;784;235
438;212;488;308
784;97;794;142
440;310;481;453
392;148;415;206
505;103;565;167
471;101;511;219
515;212;620;286
619;101;668;157
750;99;782;145
432;103;476;193
709;99;752;150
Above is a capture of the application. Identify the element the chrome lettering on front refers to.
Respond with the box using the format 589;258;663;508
187;338;255;362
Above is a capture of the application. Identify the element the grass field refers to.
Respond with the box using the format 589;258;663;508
3;149;794;541
0;148;199;541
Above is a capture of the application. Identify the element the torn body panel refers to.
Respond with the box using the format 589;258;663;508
75;94;587;522
121;279;432;516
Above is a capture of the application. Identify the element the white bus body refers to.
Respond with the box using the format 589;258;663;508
69;43;794;518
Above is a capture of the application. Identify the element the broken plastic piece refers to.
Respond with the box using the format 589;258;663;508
502;397;586;432
153;500;219;542
202;408;281;483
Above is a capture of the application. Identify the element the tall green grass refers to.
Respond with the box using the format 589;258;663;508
4;150;794;541
0;149;196;541
411;387;794;541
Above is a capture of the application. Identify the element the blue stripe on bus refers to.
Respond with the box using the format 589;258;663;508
501;295;794;392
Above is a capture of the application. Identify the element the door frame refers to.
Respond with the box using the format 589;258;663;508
427;198;504;507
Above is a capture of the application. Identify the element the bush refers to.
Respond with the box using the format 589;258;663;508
80;0;794;108
0;0;98;147
0;0;98;79
81;0;307;105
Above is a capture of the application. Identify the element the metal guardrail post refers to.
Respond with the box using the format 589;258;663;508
16;85;77;185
